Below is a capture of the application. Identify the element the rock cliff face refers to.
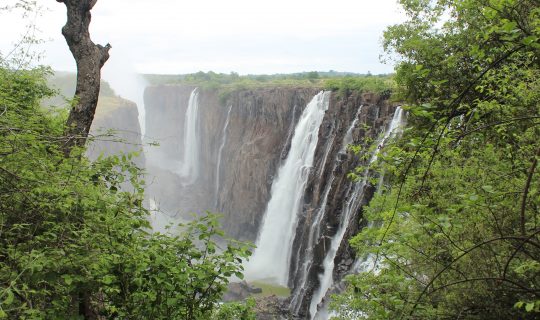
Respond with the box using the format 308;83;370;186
87;96;145;169
288;92;396;317
143;85;399;318
144;85;318;240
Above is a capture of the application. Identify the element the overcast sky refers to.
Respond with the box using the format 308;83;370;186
0;0;405;76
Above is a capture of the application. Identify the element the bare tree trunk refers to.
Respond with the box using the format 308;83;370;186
57;0;111;156
57;1;110;317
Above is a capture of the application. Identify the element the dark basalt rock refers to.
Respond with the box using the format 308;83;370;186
254;295;295;320
288;92;398;318
144;85;319;241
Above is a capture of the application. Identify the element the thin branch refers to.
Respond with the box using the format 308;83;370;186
375;119;441;260
405;232;540;318
520;146;540;235
458;116;540;140
502;229;540;280
429;276;540;297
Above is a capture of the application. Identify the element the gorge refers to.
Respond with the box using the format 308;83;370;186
46;75;402;318
4;1;536;318
141;83;403;319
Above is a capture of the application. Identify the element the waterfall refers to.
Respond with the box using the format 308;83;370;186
290;106;363;314
178;88;200;183
280;104;298;162
245;91;331;286
310;106;405;319
372;106;405;163
340;106;363;153
352;106;406;275
316;126;336;182
310;175;368;318
214;105;233;209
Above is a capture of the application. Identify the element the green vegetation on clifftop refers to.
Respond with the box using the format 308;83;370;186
144;71;396;96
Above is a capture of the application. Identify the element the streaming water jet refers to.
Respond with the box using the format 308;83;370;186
245;91;331;286
215;105;233;209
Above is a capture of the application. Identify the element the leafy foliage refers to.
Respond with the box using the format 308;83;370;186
0;67;252;319
144;71;394;93
143;70;377;86
144;71;395;107
211;298;256;320
324;75;396;97
334;0;540;319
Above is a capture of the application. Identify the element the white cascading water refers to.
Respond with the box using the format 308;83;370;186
245;91;331;286
214;105;233;209
352;107;406;274
340;106;363;153
310;107;405;319
291;106;364;314
317;132;336;182
178;88;200;183
280;104;298;161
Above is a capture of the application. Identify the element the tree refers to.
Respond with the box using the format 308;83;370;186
56;0;111;154
334;0;540;318
0;67;252;320
0;4;254;319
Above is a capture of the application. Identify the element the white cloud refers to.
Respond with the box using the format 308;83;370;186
0;0;405;74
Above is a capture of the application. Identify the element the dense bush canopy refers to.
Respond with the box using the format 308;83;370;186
0;67;252;319
334;0;540;319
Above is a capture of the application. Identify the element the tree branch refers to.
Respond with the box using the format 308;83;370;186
57;0;111;156
405;232;540;318
520;146;540;235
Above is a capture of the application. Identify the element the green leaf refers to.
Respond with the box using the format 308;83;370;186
523;36;538;45
481;185;494;193
102;275;115;285
166;297;177;307
62;275;73;285
3;290;14;306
